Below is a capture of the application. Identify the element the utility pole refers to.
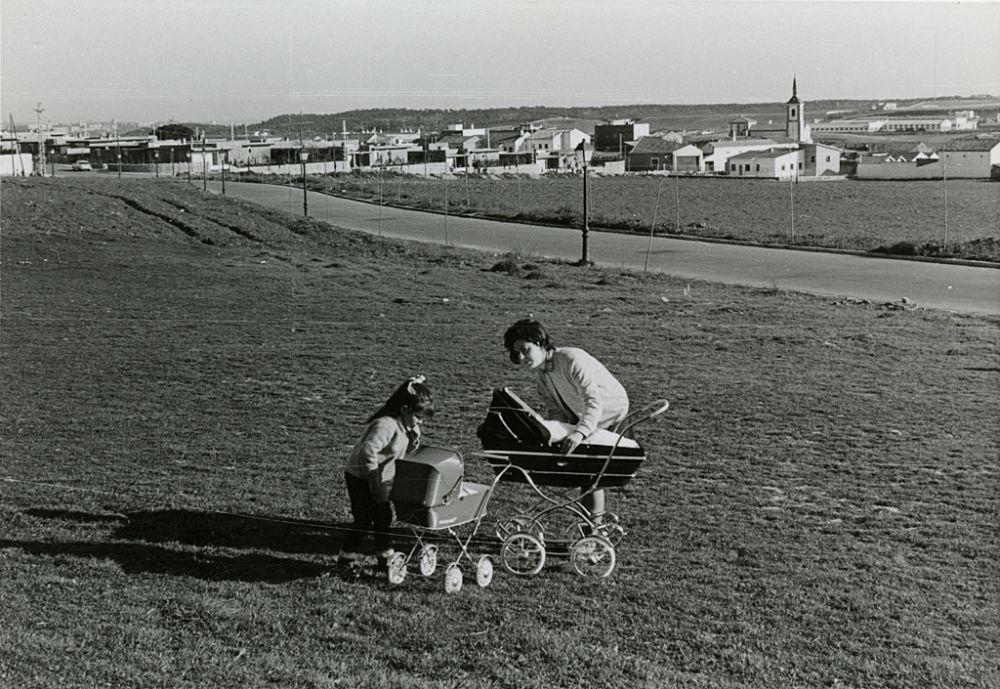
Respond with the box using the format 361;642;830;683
115;117;122;178
33;103;46;176
9;114;24;176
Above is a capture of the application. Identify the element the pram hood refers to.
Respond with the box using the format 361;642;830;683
477;387;645;489
477;387;638;449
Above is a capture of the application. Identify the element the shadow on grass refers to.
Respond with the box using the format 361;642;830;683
8;508;363;583
0;537;330;583
11;508;497;583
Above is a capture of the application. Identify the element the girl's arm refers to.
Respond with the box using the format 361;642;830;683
355;419;396;500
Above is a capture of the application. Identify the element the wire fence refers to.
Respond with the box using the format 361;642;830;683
190;170;998;262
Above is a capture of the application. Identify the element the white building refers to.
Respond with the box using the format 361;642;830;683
726;148;801;180
855;138;999;179
702;138;795;173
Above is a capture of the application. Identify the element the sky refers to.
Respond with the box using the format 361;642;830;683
2;0;999;125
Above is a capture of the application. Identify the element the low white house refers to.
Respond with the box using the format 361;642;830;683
702;138;796;173
726;148;801;180
525;127;589;155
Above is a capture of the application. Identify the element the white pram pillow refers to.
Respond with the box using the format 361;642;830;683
540;419;640;449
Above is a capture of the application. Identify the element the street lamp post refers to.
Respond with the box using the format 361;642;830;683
299;150;309;216
50;149;56;177
221;150;226;196
575;142;594;266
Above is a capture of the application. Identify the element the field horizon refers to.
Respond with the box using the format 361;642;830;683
1;177;997;689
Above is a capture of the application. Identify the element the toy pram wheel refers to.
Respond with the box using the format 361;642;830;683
419;545;438;577
475;555;494;588
569;536;616;578
387;552;408;585
444;563;463;594
500;533;546;576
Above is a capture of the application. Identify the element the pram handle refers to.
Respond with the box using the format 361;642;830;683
612;399;669;436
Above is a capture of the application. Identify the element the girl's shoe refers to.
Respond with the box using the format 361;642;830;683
375;548;396;572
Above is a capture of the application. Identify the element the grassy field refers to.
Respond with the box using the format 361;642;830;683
1;177;998;689
246;172;1000;263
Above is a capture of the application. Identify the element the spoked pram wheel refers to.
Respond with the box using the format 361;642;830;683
475;555;494;588
564;513;626;547
387;552;408;585
444;563;463;594
569;536;616;578
500;533;546;576
418;545;438;577
495;515;543;542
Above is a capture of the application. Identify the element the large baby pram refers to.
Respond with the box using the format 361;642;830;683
476;387;669;578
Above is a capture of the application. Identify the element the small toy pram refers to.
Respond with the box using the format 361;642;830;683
476;387;669;578
387;445;502;593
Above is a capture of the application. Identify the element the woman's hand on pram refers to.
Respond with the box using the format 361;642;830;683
559;431;585;455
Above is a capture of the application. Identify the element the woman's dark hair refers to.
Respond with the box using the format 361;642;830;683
367;377;434;423
503;319;554;363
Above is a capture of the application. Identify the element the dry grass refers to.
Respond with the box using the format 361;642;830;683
1;177;998;689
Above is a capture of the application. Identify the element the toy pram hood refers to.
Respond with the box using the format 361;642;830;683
477;387;553;446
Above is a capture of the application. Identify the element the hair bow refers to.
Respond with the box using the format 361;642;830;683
406;375;426;394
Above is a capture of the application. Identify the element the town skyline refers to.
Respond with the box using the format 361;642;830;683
2;0;998;125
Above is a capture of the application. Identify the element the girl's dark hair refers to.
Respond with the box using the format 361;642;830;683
503;319;554;362
367;377;434;423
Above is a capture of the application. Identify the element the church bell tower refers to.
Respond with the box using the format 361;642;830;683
785;77;805;142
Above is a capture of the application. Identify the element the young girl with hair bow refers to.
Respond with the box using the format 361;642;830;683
338;376;434;570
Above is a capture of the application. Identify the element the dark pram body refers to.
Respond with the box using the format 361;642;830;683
475;387;668;579
476;387;646;488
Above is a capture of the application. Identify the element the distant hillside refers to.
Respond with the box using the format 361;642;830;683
180;95;996;140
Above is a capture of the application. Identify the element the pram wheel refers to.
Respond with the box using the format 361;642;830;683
569;536;616;578
419;545;438;577
387;552;408;585
500;533;546;576
495;515;543;542
476;555;494;588
444;563;463;594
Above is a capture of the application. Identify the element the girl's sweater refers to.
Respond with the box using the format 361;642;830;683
344;416;416;497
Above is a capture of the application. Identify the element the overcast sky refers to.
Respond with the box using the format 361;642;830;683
2;0;998;125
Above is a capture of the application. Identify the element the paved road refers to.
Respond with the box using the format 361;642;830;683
211;181;999;316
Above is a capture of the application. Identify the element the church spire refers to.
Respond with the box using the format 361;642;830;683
787;75;800;104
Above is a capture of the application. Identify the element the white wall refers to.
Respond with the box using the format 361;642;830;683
0;153;34;176
856;161;944;179
857;148;998;179
942;149;999;178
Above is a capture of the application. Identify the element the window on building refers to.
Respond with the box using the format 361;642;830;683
811;156;816;163
826;156;831;162
755;164;760;171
